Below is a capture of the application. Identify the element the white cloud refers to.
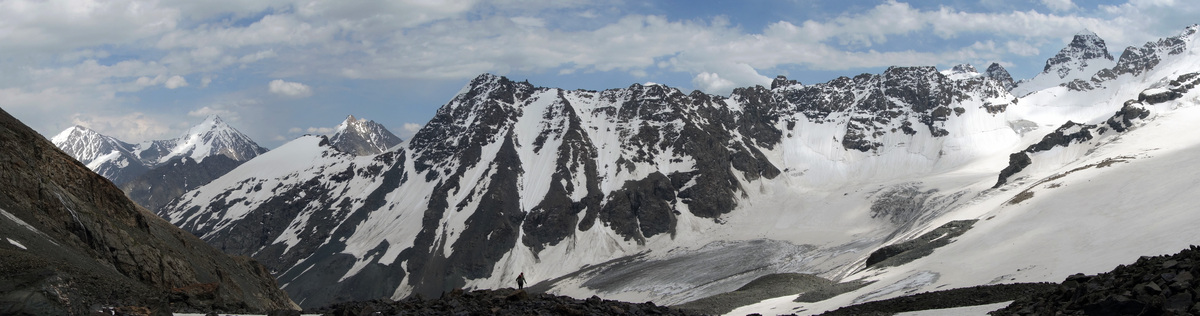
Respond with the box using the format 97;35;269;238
268;79;313;98
1006;41;1041;56
692;72;736;95
165;75;188;89
1041;0;1076;12
70;112;172;142
403;123;422;133
398;122;423;139
0;0;179;55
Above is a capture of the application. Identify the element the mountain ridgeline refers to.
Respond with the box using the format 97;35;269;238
53;115;268;212
162;60;1018;307
152;23;1200;313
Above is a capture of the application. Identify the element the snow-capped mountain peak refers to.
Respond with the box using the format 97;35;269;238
328;114;403;155
159;115;266;164
1050;30;1115;75
51;125;131;164
1012;30;1117;96
50;125;148;184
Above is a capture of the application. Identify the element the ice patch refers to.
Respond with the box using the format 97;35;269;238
7;238;26;250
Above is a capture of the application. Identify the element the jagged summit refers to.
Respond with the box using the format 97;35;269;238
1012;30;1117;95
328;114;403;155
1045;31;1114;76
985;63;1016;91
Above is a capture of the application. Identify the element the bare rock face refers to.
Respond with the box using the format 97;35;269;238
0;107;298;315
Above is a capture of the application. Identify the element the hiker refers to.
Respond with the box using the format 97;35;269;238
516;272;526;290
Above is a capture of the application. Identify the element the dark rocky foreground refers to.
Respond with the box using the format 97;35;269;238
0;107;297;315
309;288;701;316
995;245;1200;315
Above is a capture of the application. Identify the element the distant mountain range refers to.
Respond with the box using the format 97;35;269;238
51;114;401;213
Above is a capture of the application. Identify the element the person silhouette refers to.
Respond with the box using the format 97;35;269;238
516;272;526;290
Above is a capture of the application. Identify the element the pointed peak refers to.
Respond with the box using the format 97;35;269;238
197;115;230;131
336;114;368;134
1076;28;1097;37
52;125;98;144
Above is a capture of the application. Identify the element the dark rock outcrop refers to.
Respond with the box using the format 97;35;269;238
985;63;1016;91
0;107;297;314
996;245;1200;315
865;220;977;268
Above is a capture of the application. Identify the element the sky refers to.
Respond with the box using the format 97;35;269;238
2;0;1198;148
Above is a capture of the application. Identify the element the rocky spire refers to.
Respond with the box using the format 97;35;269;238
985;63;1016;91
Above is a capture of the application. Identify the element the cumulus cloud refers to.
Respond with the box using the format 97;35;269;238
0;0;179;54
691;72;736;96
268;79;313;98
70;112;172;142
401;122;423;139
165;75;188;89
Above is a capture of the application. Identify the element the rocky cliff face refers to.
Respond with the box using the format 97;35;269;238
0;108;297;315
